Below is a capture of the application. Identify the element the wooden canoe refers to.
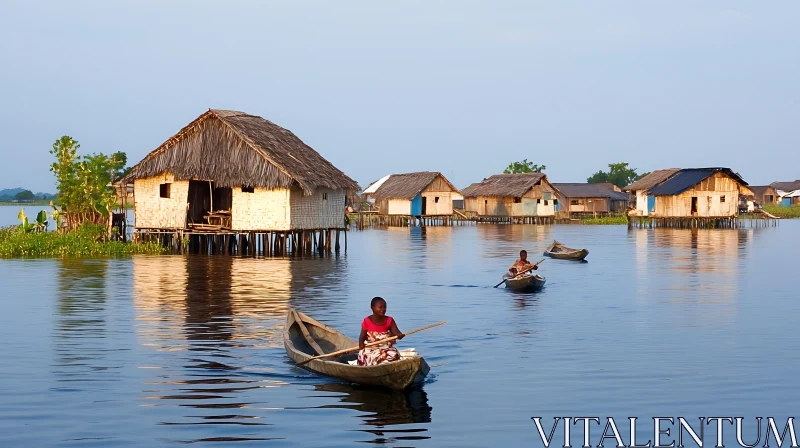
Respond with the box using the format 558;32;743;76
543;240;589;261
283;309;430;390
504;274;546;292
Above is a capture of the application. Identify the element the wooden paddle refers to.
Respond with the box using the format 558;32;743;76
297;321;446;365
493;259;545;288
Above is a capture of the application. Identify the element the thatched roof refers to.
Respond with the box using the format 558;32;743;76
648;168;748;196
370;172;458;201
552;183;630;200
127;109;359;195
770;180;800;193
624;169;680;192
462;173;548;198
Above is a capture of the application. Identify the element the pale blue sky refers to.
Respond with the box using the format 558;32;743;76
1;1;798;191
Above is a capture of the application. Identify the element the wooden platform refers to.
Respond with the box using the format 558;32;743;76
134;228;347;256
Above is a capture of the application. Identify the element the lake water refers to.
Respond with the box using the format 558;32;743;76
1;209;798;447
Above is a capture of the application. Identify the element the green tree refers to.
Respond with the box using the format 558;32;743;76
49;136;117;233
587;162;649;188
14;190;35;201
110;151;132;180
503;159;546;174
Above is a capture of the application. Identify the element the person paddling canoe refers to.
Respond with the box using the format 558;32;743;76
508;249;538;277
357;297;405;366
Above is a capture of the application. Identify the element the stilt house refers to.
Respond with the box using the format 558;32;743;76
552;183;630;215
644;168;751;217
124;109;359;233
624;169;680;216
364;172;460;216
462;173;558;218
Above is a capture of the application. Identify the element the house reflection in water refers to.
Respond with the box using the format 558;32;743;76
633;228;753;327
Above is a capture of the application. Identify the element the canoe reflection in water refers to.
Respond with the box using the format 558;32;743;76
313;382;432;443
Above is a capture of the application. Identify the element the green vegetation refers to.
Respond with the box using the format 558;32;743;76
581;215;629;225
503;159;546;174
762;204;800;219
587;162;649;189
0;223;165;258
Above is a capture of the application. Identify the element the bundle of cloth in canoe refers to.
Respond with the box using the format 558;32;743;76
283;298;445;390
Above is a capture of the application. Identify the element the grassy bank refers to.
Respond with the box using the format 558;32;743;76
762;204;800;219
0;224;165;257
581;216;629;225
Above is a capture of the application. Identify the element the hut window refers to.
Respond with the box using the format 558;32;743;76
544;200;549;206
435;196;440;203
485;200;488;205
570;199;579;205
536;199;541;204
720;195;726;203
513;197;521;203
159;183;170;199
241;186;254;193
323;193;328;200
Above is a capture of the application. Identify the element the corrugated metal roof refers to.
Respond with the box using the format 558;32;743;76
363;174;392;194
648;168;747;196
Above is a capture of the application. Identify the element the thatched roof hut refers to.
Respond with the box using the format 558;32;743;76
624;169;680;192
462;173;548;198
748;186;779;206
126;109;358;232
127;109;358;195
552;183;630;214
462;173;557;217
364;171;460;216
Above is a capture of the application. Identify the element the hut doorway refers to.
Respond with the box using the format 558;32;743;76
187;180;233;226
691;197;698;215
421;197;427;215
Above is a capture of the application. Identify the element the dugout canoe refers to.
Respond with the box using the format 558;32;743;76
504;274;547;292
283;309;430;390
543;240;589;261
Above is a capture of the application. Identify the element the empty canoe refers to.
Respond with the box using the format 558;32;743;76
543;240;589;261
283;309;430;390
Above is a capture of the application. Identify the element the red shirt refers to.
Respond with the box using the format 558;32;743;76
362;316;394;332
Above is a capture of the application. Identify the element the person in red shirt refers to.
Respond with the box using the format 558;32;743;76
357;297;405;366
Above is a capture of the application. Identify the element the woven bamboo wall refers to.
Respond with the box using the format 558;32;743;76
134;173;189;229
290;187;345;229
231;187;291;230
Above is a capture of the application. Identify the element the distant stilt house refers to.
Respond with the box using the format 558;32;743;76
120;109;359;254
640;168;752;218
364;171;460;220
462;173;558;223
624;169;680;216
552;183;630;216
770;180;800;207
748;186;779;207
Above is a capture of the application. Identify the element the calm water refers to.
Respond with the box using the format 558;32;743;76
1;216;798;447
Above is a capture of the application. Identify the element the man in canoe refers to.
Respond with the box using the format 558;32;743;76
357;297;405;366
508;249;537;277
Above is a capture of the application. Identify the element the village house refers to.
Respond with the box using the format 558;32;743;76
362;172;460;217
624;169;680;216
643;168;752;217
551;183;630;215
770;180;800;207
121;109;359;240
462;172;558;223
747;186;779;207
